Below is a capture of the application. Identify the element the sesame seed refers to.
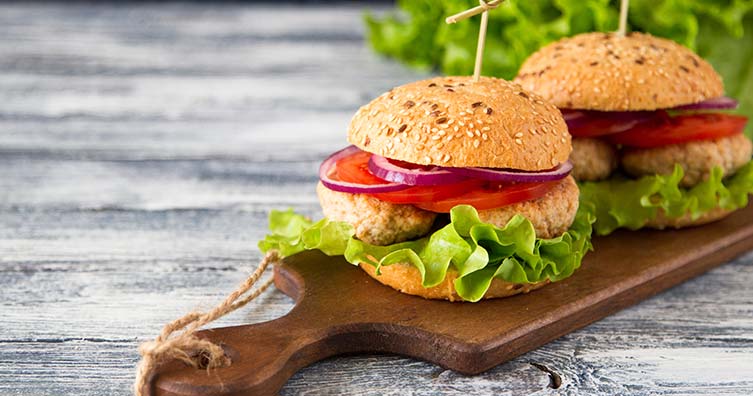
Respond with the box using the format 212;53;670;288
482;133;488;141
485;108;493;115
404;100;415;108
515;138;523;145
471;101;483;108
473;140;480;148
436;117;448;124
424;156;432;163
514;132;523;138
398;124;407;133
466;131;474;138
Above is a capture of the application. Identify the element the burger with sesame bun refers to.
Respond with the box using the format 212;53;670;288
260;76;594;302
515;32;753;235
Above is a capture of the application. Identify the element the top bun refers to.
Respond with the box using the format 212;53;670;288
515;32;724;111
348;76;570;171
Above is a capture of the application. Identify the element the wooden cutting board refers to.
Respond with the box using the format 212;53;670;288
147;204;753;396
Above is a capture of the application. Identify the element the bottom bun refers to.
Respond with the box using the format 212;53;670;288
359;262;549;302
645;206;735;229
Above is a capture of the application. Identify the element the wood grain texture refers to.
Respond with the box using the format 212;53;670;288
147;206;753;395
0;3;752;395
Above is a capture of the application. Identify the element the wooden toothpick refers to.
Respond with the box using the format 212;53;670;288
473;8;490;82
617;0;630;36
446;0;505;82
445;0;505;24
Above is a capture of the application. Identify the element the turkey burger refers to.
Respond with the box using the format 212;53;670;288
315;76;592;301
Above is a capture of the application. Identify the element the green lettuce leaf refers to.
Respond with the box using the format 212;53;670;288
365;0;753;136
580;160;753;236
259;204;595;302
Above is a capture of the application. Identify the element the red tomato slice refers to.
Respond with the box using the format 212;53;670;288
335;150;388;185
606;113;748;148
331;147;555;212
413;181;557;213
370;179;484;204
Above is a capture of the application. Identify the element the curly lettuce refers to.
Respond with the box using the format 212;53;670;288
259;205;594;302
580;160;753;236
365;0;753;136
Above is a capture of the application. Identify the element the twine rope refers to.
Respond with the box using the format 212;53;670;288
133;250;281;396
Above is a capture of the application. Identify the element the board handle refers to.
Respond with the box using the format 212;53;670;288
149;309;335;396
149;262;367;396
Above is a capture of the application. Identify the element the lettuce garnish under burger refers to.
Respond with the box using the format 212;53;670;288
516;32;753;235
262;76;594;302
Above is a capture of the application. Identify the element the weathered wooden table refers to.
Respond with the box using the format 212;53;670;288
1;3;752;395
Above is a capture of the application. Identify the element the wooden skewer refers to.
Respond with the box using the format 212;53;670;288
473;9;490;82
445;0;504;24
617;0;630;36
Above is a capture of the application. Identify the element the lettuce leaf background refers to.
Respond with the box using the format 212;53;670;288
580;161;753;236
260;205;594;302
365;0;753;136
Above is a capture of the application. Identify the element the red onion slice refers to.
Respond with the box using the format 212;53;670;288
445;161;573;183
561;110;586;122
562;109;658;137
672;96;738;111
319;146;409;194
368;155;468;186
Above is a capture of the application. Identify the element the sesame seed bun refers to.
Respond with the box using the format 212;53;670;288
348;76;571;171
515;32;724;111
359;262;549;302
